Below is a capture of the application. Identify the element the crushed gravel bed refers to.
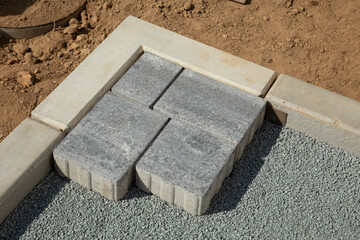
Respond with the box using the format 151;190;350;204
1;121;359;239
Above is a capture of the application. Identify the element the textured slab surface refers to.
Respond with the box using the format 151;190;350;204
53;93;168;201
0;118;64;224
112;52;183;107
154;69;266;159
136;120;235;215
265;74;360;156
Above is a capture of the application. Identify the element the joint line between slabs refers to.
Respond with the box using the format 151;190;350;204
149;68;184;110
135;118;171;163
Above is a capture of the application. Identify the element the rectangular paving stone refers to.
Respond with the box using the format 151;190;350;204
136;120;235;215
112;52;183;107
154;69;266;160
53;93;169;201
0;118;64;224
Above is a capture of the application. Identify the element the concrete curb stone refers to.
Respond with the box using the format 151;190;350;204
0;118;64;224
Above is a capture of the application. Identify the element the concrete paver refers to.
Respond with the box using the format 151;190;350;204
136;120;235;215
112;52;183;107
53;93;169;201
154;69;266;160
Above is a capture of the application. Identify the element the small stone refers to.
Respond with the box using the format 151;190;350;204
157;2;165;8
80;48;91;55
63;24;79;35
263;16;269;21
100;34;107;42
286;1;292;8
80;10;87;21
7;59;17;65
17;71;35;87
80;20;90;29
292;8;300;14
103;2;112;10
24;52;34;64
76;34;88;42
63;62;72;70
69;18;79;25
33;85;41;94
267;58;273;64
221;34;228;39
184;1;194;11
90;16;99;27
34;68;40;74
68;42;80;51
13;43;28;56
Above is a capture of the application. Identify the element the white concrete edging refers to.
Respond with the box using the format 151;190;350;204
31;16;277;132
265;74;360;156
0;118;64;224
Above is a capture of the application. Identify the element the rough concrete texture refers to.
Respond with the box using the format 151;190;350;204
112;52;183;107
136;120;235;215
53;93;168;201
0;118;64;224
154;69;266;160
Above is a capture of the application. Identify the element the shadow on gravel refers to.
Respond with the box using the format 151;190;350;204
123;184;152;201
206;121;282;215
0;171;69;240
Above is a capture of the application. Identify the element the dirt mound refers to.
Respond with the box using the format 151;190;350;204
0;0;83;27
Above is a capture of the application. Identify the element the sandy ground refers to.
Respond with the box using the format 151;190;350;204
1;0;360;142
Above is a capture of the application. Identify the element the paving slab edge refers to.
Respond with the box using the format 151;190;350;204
1;16;360;223
135;149;235;215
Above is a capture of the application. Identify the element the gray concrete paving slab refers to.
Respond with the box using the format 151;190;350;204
53;93;168;201
112;52;183;107
136;119;235;215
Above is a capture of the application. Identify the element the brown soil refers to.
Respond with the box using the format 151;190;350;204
1;0;360;143
0;0;84;27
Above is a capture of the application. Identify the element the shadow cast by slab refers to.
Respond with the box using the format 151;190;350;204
206;121;282;215
123;184;152;201
0;171;69;240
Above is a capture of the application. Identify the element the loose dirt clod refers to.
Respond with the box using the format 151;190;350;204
63;24;80;35
13;43;28;56
29;33;65;59
17;71;35;87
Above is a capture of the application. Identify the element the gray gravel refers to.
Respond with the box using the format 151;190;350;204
1;121;359;239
